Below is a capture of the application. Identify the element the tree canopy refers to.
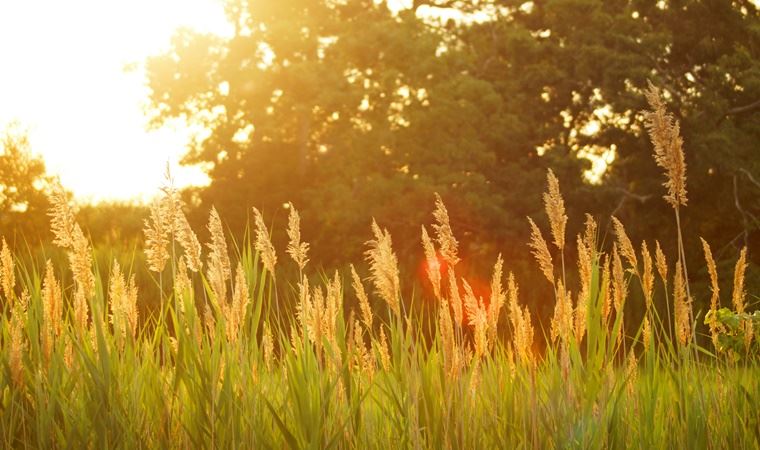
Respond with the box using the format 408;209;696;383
0;125;52;242
146;0;760;314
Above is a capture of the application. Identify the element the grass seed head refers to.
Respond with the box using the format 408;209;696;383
543;169;567;251
252;207;278;277
432;193;460;266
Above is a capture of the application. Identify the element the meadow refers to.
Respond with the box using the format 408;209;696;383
0;85;758;449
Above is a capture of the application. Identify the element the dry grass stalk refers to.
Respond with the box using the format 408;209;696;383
583;214;597;255
350;265;373;332
550;280;573;344
611;216;638;271
296;276;311;341
506;274;533;364
600;255;612;325
144;198;171;273
487;254;505;348
252;207;278;277
206;207;231;303
462;279;488;357
1;238;15;302
41;260;62;362
68;224;95;300
673;263;691;346
421;225;442;300
439;296;456;375
377;327;392;371
625;352;638;397
351;320;371;375
448;267;463;327
611;245;626;344
263;322;274;372
641;241;654;309
365;220;401;317
643;81;688;208
9;303;25;387
175;210;202;272
174;257;192;307
109;261;129;345
286;203;309;272
109;262;140;345
544;169;567;251
575;291;587;344
48;184;77;248
576;236;591;342
642;317;651;350
323;272;343;364
225;263;250;344
432;193;460;266
700;238;721;346
48;187;95;314
611;244;627;314
731;247;751;348
731;247;747;314
527;217;554;284
655;241;668;288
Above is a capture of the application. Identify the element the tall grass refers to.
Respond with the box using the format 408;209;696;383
0;86;758;449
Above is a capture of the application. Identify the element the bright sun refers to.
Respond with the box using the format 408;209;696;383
0;0;233;203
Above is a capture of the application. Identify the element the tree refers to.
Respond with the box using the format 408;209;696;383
0;125;53;241
146;0;759;316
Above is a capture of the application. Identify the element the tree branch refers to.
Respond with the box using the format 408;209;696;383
726;98;760;116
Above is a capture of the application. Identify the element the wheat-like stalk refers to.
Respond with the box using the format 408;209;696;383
109;261;129;346
487;254;505;348
377;327;391;371
641;241;654;309
432;193;460;266
365;219;401;317
175;210;202;272
731;247;747;314
642;316;652;350
527;217;554;284
673;263;690;347
0;238;15;302
699;238;721;347
421;225;442;300
506;273;533;364
544;169;567;252
611;216;638;271
438;296;456;375
550;280;573;344
41;260;62;362
600;255;612;325
350;264;373;331
144;198;171;273
654;240;668;288
206;207;231;303
227;262;250;344
9;303;25;387
262;322;274;372
643;82;687;208
447;267;463;327
252;207;278;278
285;203;309;272
48;183;77;248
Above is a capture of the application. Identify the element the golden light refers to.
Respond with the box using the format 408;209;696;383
0;0;233;202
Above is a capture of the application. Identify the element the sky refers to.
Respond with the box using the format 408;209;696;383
0;0;233;203
0;0;476;203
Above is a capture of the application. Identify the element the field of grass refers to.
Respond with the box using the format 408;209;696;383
0;87;758;449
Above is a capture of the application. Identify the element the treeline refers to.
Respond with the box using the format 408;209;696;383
1;0;758;323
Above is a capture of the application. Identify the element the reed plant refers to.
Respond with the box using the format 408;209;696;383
0;85;758;449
